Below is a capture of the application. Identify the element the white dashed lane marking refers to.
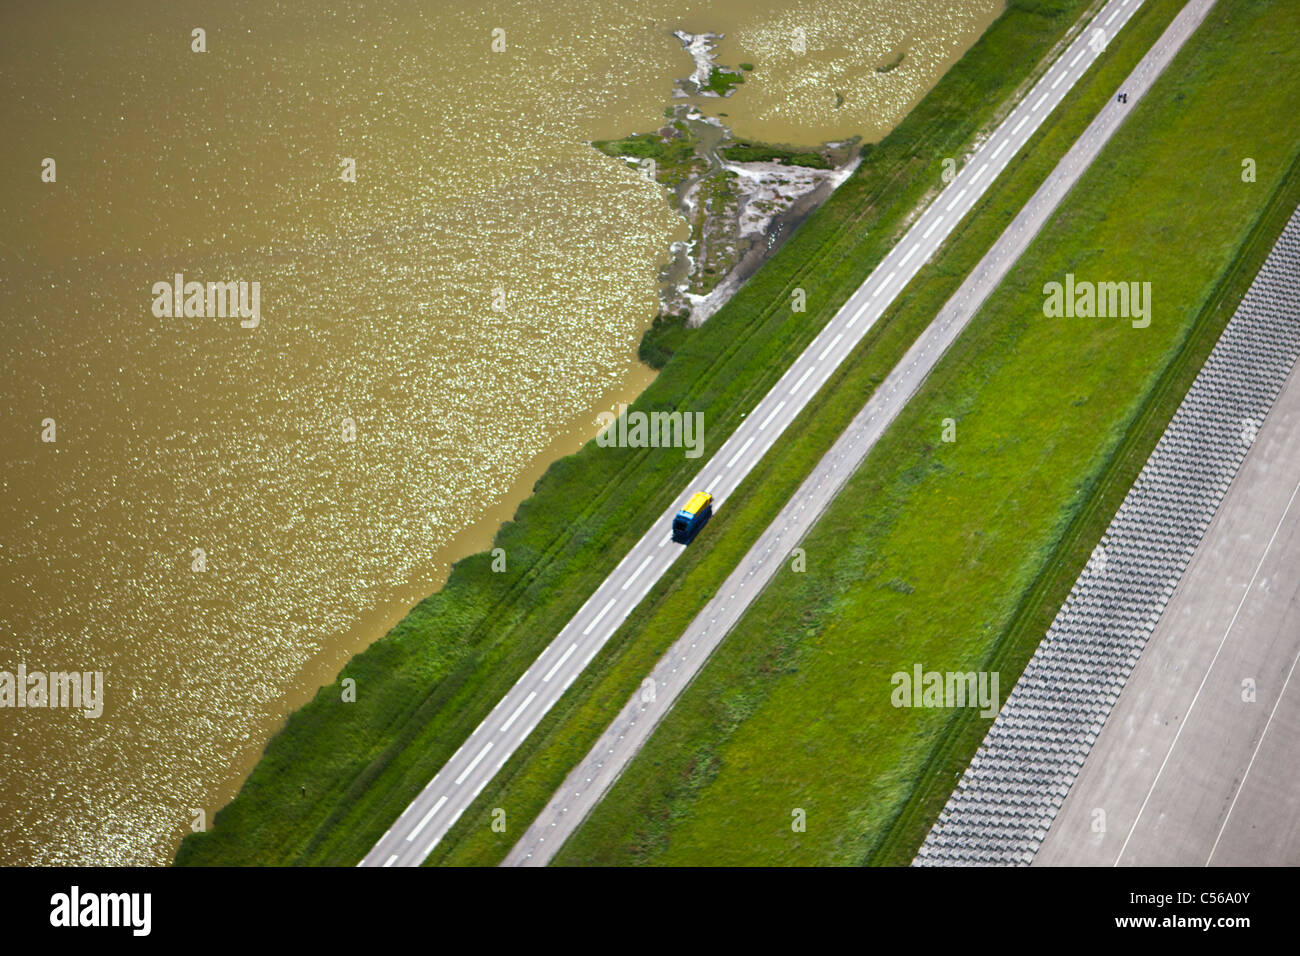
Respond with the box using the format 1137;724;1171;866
500;691;537;733
454;743;493;786
727;436;755;468
543;642;578;680
622;554;653;590
408;796;448;841
760;400;787;430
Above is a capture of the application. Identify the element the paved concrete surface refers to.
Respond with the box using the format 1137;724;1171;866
1036;356;1300;866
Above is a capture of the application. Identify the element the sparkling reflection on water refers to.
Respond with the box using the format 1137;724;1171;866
0;0;1001;864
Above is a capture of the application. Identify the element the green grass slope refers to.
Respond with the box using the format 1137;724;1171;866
555;0;1300;866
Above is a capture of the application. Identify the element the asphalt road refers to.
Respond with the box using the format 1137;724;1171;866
1035;356;1300;867
362;0;1154;867
501;0;1212;865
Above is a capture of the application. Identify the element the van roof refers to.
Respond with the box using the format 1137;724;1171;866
683;491;712;514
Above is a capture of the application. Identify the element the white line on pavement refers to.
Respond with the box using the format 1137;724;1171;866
790;365;816;394
582;599;615;636
622;554;653;590
409;796;448;841
455;742;493;786
1117;472;1300;864
500;691;537;733
543;642;578;680
1207;642;1300;864
727;436;755;468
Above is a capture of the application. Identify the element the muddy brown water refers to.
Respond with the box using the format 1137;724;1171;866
0;0;1001;864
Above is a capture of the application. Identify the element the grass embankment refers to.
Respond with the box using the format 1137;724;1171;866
175;0;1106;867
420;0;1197;866
556;0;1300;866
718;141;831;169
638;311;691;369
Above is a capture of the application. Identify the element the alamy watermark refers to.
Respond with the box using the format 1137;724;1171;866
50;886;150;936
596;403;704;459
891;663;999;718
0;665;103;718
151;273;260;328
1042;273;1151;328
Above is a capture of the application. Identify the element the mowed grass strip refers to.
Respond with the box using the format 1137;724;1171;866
553;0;1300;866
175;0;1100;867
872;132;1300;866
424;0;1189;865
